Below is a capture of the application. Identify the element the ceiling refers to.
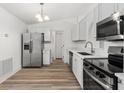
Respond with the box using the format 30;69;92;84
0;3;95;24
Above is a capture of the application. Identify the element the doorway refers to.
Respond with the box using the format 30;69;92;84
55;31;64;59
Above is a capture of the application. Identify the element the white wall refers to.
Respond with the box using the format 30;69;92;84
0;6;27;72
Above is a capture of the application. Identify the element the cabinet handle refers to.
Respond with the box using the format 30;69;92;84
118;78;122;83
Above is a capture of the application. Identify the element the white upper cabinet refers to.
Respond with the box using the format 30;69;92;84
98;3;115;21
71;3;124;42
86;10;95;40
98;3;124;21
71;24;79;41
44;31;51;42
79;17;87;40
94;5;99;22
71;18;87;41
118;3;124;12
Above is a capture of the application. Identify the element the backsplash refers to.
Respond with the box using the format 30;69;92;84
100;41;123;52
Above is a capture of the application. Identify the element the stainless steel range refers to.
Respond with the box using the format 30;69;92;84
83;46;123;90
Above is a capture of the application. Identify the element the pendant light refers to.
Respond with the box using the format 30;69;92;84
35;3;50;22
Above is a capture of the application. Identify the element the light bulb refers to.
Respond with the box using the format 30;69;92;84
38;17;43;22
35;14;41;19
35;14;43;22
44;15;50;21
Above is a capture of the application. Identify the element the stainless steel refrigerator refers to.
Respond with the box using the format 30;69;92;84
22;32;44;68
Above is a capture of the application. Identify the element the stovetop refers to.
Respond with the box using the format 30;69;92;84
84;58;123;74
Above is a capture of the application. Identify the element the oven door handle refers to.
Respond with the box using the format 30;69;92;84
83;68;112;90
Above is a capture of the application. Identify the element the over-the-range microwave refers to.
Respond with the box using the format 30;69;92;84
96;13;124;41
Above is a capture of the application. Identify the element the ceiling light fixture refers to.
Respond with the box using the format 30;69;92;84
35;3;50;22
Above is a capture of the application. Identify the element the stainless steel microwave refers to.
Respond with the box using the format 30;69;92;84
96;14;124;41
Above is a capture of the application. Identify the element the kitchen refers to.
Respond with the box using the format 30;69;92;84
0;1;124;91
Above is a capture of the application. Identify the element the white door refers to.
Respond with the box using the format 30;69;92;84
55;31;64;59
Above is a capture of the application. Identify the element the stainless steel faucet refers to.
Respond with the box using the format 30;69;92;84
85;41;95;54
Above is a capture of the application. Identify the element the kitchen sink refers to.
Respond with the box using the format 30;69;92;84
78;52;92;55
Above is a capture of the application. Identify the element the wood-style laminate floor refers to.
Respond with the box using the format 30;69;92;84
0;59;81;90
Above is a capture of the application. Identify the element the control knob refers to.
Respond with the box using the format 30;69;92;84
95;71;100;75
84;63;89;66
99;74;106;78
89;67;94;70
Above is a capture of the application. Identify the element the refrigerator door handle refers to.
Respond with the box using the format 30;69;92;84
29;40;33;53
29;41;31;53
31;40;33;53
41;33;44;50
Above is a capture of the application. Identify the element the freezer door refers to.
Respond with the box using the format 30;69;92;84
22;33;31;67
30;33;41;67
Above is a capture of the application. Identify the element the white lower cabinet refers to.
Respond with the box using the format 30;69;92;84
118;79;124;90
116;74;124;90
72;54;77;76
76;57;83;89
43;50;51;65
72;54;83;89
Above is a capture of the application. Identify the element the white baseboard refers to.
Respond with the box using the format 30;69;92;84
0;67;21;84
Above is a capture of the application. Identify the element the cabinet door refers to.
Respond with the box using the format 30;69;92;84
118;3;124;12
76;56;83;89
72;54;76;76
72;54;79;77
79;18;87;40
99;3;115;21
87;11;95;41
94;5;99;22
71;19;87;41
44;31;51;42
71;24;79;41
93;6;100;48
72;54;83;89
118;78;124;90
43;50;51;65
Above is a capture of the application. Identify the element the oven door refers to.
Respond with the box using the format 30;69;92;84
83;68;112;90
